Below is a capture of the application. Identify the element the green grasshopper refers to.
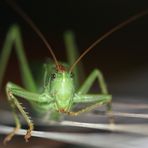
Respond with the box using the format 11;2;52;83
0;1;148;144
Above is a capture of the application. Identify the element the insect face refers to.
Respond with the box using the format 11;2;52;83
50;71;75;112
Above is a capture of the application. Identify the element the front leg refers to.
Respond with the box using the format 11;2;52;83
69;94;112;116
76;69;113;122
77;69;112;110
4;82;50;143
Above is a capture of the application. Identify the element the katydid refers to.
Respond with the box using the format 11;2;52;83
0;1;148;144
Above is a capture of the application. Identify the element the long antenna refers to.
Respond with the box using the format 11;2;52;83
69;10;148;72
6;0;60;70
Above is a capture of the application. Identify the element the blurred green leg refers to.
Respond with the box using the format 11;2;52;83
64;31;84;88
0;24;36;92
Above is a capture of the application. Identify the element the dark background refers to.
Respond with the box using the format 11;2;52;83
0;0;148;101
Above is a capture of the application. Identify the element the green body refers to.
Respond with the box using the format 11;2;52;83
0;25;112;143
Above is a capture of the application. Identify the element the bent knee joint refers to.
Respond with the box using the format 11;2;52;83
6;82;13;89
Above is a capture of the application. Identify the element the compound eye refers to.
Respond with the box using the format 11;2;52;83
51;73;56;80
70;72;74;78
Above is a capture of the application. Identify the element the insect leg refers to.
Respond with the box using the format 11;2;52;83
4;82;44;143
70;94;111;115
0;25;36;92
77;69;113;122
64;31;84;87
3;101;21;144
77;69;108;94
